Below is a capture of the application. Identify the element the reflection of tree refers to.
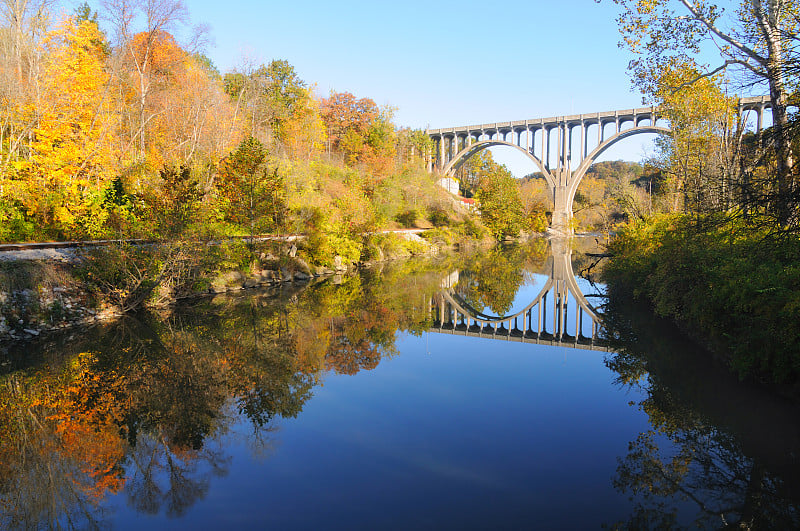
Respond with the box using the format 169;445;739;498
457;246;526;316
290;262;448;376
455;240;549;316
126;340;227;450
603;295;800;529
0;252;482;527
326;324;382;375
0;353;126;529
125;431;229;518
613;429;786;528
324;298;405;375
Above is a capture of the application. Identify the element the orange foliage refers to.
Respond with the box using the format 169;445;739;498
282;90;327;161
45;353;128;499
293;319;332;374
129;31;186;84
0;352;128;511
320;92;378;141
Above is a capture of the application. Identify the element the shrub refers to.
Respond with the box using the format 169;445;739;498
0;200;35;242
396;209;419;228
420;227;457;246
427;206;450;227
460;216;489;239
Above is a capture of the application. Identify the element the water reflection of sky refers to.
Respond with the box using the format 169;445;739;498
101;250;653;529
499;272;548;317
108;333;655;530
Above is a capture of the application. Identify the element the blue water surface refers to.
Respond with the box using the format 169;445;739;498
110;332;652;530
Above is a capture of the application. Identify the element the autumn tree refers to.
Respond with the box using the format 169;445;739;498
456;150;488;197
518;177;551;231
361;106;397;178
320;91;379;162
404;128;434;167
278;87;326;161
101;0;193;164
612;0;800;226
12;16;119;238
223;59;307;147
152;53;239;167
0;0;53;173
646;59;741;213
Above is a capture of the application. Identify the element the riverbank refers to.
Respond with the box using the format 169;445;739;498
0;229;497;343
602;214;800;396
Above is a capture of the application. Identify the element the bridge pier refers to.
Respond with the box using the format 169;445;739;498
551;184;572;234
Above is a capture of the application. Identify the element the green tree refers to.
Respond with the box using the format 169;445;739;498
473;152;524;238
156;164;203;235
218;137;286;239
223;59;307;144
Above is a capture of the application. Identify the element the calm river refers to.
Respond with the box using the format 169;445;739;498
0;237;798;529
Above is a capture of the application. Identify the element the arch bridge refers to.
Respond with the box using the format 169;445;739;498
426;96;771;233
429;238;609;351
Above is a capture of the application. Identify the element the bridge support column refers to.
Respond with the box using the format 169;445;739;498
551;184;572;234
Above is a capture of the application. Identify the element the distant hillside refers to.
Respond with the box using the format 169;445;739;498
521;160;645;183
585;160;643;181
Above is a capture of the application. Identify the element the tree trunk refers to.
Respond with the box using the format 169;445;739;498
767;70;793;226
757;0;794;226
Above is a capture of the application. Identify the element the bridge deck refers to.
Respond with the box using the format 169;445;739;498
426;96;770;135
428;326;611;352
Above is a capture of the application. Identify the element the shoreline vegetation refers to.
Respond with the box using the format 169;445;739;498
599;1;800;401
0;228;507;343
603;214;800;398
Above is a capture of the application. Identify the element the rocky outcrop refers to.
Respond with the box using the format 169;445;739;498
0;254;336;344
0;284;120;342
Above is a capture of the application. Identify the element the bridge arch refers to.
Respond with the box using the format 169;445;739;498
442;140;557;189
439;248;600;327
565;125;670;217
431;238;605;346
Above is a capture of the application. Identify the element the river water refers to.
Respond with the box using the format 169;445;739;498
0;237;798;529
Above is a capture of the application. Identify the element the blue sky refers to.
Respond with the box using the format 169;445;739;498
185;1;645;122
83;0;662;175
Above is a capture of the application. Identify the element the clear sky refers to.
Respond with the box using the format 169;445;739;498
83;0;662;175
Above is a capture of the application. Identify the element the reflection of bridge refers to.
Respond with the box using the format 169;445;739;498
426;96;771;232
429;239;610;351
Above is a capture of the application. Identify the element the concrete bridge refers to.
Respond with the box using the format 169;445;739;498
426;96;772;233
429;238;609;351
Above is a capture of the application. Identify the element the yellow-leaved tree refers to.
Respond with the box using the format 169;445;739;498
15;17;118;238
648;57;737;213
281;89;327;161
